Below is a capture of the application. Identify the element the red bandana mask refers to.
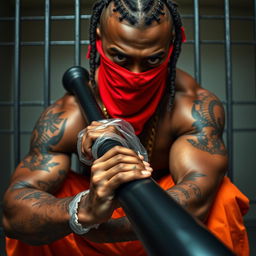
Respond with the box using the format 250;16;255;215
96;40;173;135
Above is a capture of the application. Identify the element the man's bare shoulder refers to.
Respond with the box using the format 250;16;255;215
169;69;225;137
35;93;86;153
175;68;200;95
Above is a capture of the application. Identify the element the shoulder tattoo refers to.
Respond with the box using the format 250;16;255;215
187;92;227;156
21;104;68;172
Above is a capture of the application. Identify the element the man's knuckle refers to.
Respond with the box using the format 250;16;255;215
91;121;98;126
116;163;125;170
114;153;123;162
91;165;97;172
87;131;92;137
91;175;100;185
115;172;124;181
109;126;117;133
113;145;122;152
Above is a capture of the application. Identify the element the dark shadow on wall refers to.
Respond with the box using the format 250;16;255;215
0;0;13;245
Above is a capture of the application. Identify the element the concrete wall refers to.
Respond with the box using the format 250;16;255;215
0;0;13;217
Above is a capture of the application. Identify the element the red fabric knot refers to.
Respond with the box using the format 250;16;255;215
181;27;186;43
86;44;92;59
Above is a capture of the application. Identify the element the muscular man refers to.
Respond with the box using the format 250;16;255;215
3;1;249;255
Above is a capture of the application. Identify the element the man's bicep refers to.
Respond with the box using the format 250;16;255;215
10;151;71;194
169;134;227;184
9;102;74;193
168;134;227;220
169;89;228;184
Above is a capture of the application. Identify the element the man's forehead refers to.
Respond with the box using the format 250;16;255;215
101;19;172;49
100;1;173;29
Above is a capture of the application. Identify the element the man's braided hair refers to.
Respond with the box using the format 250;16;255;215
89;0;183;110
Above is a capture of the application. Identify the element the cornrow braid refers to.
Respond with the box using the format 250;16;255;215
144;1;165;25
89;0;111;87
122;0;138;12
165;0;183;110
89;0;183;110
113;0;137;24
143;0;154;12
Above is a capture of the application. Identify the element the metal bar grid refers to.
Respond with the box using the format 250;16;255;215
0;1;255;202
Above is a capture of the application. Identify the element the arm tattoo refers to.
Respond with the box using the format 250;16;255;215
11;169;67;194
11;190;72;244
10;181;35;191
168;183;202;208
187;92;227;155
86;217;137;243
37;169;67;192
172;186;190;199
21;104;67;172
14;187;70;211
182;172;206;182
14;189;35;200
168;172;206;207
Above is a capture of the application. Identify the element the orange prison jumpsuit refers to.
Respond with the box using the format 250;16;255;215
6;171;249;256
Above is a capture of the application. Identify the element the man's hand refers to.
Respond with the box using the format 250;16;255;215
78;146;153;226
81;121;122;160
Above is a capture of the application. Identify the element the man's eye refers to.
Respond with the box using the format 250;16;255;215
148;57;161;65
113;54;127;62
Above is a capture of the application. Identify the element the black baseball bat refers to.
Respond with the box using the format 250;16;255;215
63;66;234;256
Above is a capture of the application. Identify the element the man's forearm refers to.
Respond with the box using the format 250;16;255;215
167;181;209;221
84;216;137;243
84;182;206;244
3;186;73;245
4;187;137;245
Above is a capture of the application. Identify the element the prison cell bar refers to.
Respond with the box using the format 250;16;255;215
75;0;81;172
14;0;21;167
75;0;81;66
193;0;201;84
224;0;233;180
254;0;256;98
44;0;51;108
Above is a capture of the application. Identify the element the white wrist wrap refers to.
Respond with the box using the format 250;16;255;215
77;119;148;166
68;190;99;235
77;129;93;166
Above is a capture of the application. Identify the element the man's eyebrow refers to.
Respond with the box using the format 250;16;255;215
109;47;129;57
108;47;166;58
147;51;165;59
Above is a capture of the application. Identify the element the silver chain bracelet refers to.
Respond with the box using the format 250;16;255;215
68;190;99;235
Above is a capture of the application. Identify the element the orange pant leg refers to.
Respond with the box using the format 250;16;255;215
6;172;249;256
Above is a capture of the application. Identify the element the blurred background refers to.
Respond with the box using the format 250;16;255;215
0;0;255;255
